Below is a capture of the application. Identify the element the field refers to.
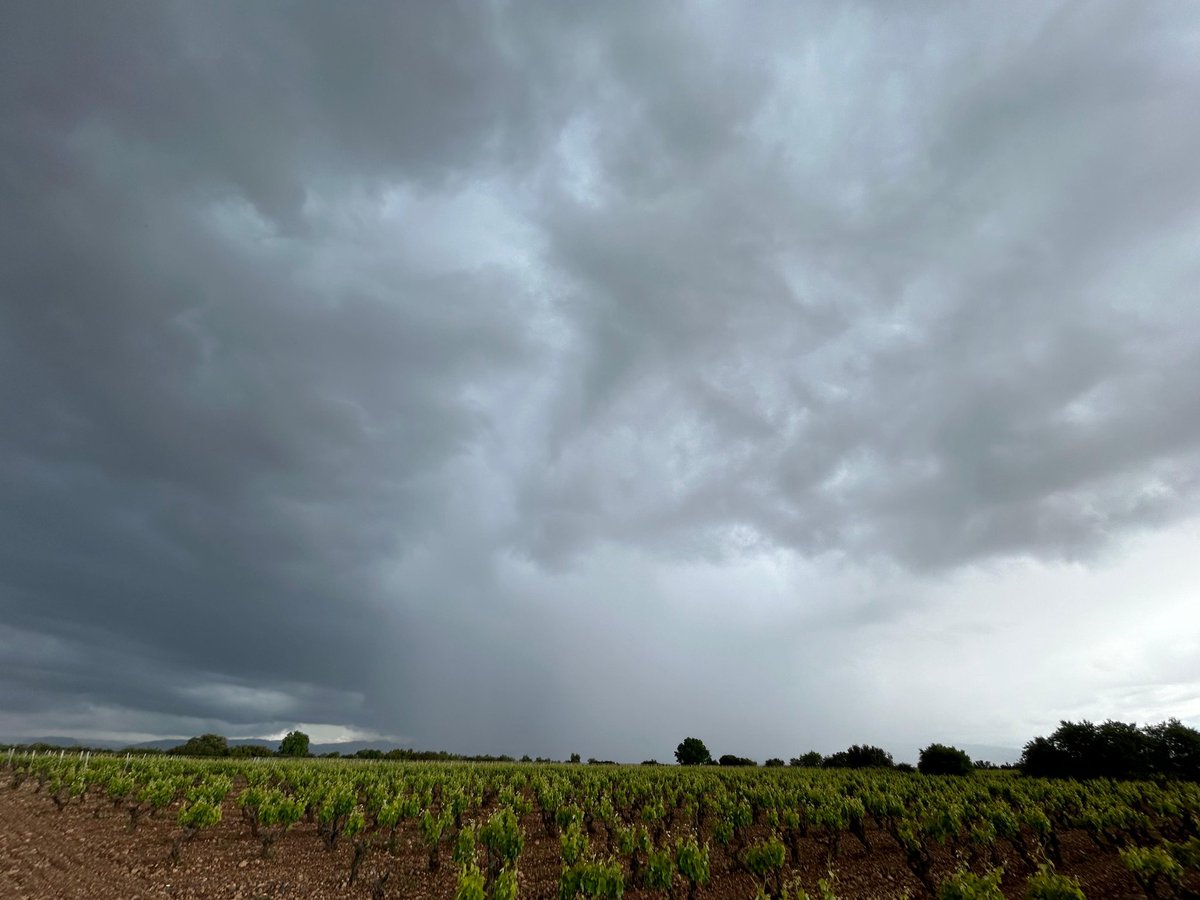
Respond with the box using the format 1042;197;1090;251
3;752;1199;899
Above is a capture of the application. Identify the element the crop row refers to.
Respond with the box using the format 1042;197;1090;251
5;750;1200;898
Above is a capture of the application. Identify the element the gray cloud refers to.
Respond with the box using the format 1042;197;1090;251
2;1;1199;759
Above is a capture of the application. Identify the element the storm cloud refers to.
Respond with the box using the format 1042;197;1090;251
2;1;1199;761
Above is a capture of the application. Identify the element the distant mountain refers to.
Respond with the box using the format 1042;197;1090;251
0;736;107;749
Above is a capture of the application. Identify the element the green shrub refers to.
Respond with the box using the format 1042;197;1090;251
1025;864;1085;899
718;754;757;767
1121;844;1183;896
919;744;974;776
480;807;524;879
745;834;786;897
455;864;486;900
560;857;623;899
168;734;229;757
822;745;894;768
454;825;479;867
675;836;710;900
938;866;1003;899
491;866;520;900
561;820;588;866
171;798;221;862
790;752;823;767
643;847;673;890
745;835;786;877
257;790;303;857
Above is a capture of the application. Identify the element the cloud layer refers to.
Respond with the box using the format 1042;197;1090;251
2;1;1199;760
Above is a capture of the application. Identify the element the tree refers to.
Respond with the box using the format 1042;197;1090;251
1144;718;1200;780
790;751;823;767
1021;718;1200;780
169;733;229;757
718;754;756;767
278;730;310;757
822;744;894;769
675;737;712;766
569;752;581;764
230;744;274;758
918;743;973;776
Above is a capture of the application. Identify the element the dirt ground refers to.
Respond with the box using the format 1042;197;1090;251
0;778;1156;899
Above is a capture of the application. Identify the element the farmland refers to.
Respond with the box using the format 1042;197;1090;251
3;751;1199;899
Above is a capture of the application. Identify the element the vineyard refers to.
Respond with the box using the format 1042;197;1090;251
3;751;1200;899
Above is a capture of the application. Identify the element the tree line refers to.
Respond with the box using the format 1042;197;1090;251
674;717;1200;781
8;717;1199;781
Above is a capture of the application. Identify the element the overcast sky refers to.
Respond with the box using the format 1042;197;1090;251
2;1;1199;763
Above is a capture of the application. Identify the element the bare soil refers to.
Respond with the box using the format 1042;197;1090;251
0;779;1160;898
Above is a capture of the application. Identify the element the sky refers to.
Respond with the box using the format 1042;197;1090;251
2;1;1199;765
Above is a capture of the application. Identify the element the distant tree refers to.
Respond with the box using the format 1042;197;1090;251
764;758;785;767
641;759;660;765
790;751;823;767
169;734;229;757
1144;718;1200;780
230;744;274;758
918;743;973;776
822;744;894;769
569;752;581;764
278;730;310;757
1096;720;1146;776
675;737;712;766
1021;718;1200;780
718;754;757;767
1020;735;1070;779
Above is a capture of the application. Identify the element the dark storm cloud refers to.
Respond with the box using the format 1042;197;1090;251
2;1;1199;756
1;0;553;744
520;2;1200;570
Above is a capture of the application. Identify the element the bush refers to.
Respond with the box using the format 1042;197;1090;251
919;744;973;776
745;835;786;897
764;758;785;767
718;754;756;767
674;836;710;898
675;737;712;766
455;864;486;900
822;745;894;769
168;734;229;757
1120;845;1184;897
480;807;524;875
1025;864;1085;899
938;867;1003;899
790;751;823;767
559;857;624;899
230;744;274;757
